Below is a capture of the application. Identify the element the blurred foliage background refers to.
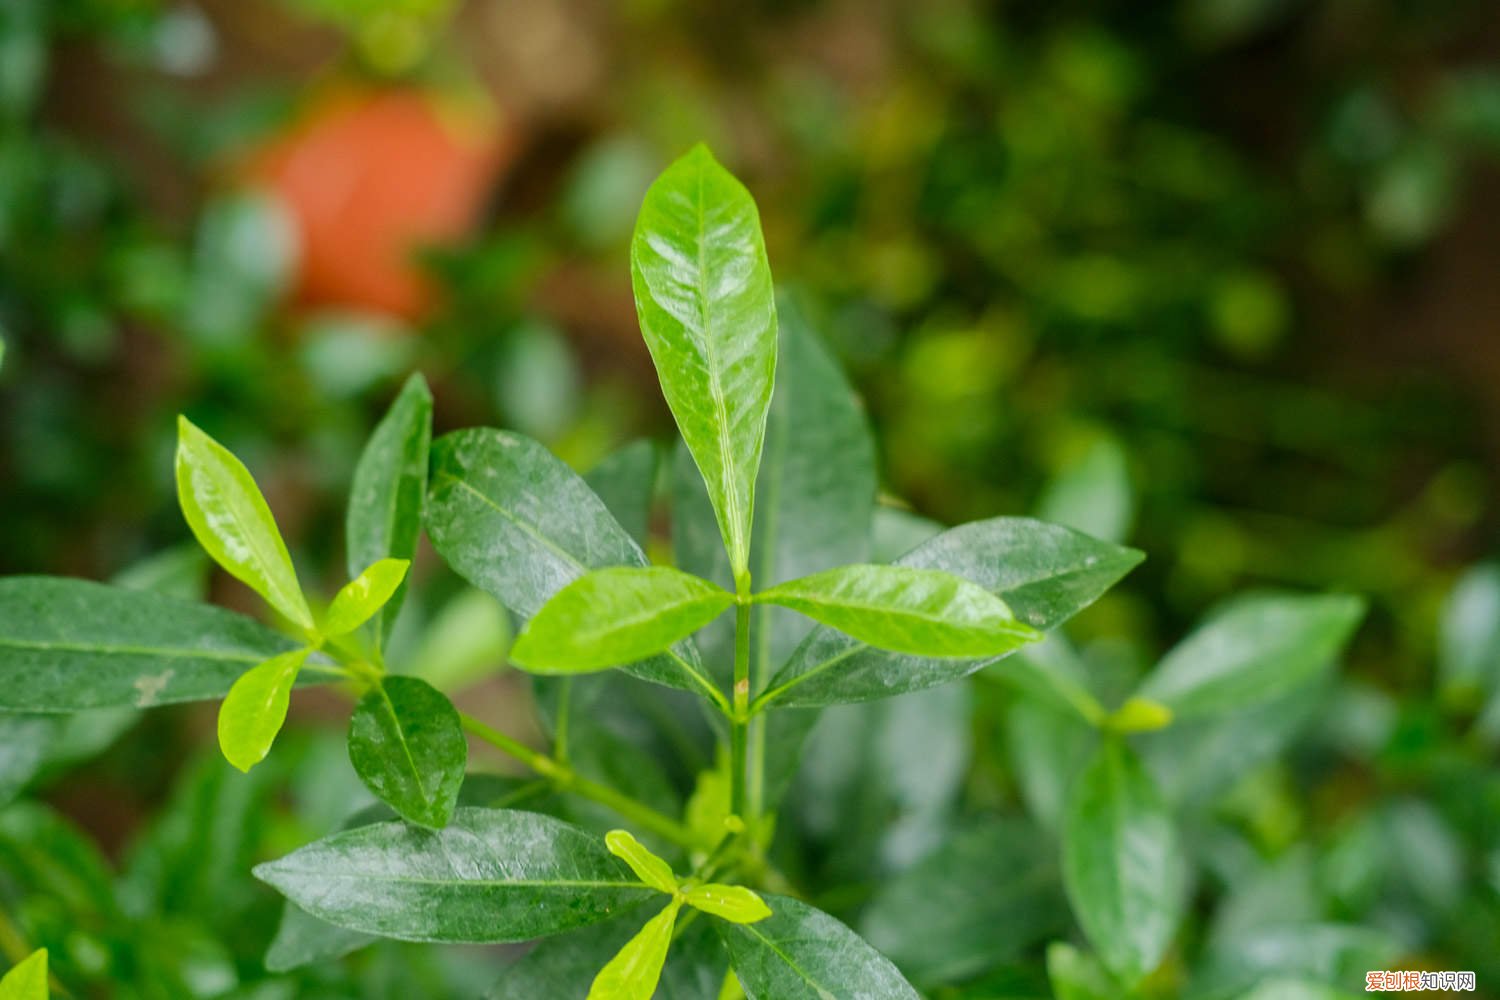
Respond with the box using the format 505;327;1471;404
3;0;1500;997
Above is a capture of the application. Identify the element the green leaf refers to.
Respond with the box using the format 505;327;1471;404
584;440;660;549
1036;435;1134;545
761;518;1142;707
587;899;683;1000
605;829;678;894
254;808;655;942
346;372;432;649
322;558;410;637
1136;591;1365;717
216;647;311;773
1103;697;1173;733
632;144;778;582
756;564;1040;658
860;820;1066;987
510;567;734;674
425;428;719;701
673;298;877;812
1439;562;1500;704
0;715;59;807
682;884;771;924
1046;942;1125;1000
718;895;920;999
0;949;47;1000
1062;739;1186;985
175;416;313;630
0;577;303;712
347;676;467;828
265;901;373;973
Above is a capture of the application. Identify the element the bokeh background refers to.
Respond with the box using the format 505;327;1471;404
3;1;1500;997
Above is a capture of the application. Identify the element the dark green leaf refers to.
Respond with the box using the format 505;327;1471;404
0;714;58;806
718;894;920;999
510;567;733;674
253;808;655;943
264;902;373;973
761;518;1142;707
347;676;467;828
1062;739;1186;985
584;440;659;549
346;373;433;650
425;428;718;702
0;577;302;712
632;144;778;581
860;820;1066;987
175;416;312;630
1137;591;1365;717
756;564;1040;658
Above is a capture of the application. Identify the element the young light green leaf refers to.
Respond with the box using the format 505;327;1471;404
605;829;678;894
718;895;920;1000
322;558;410;637
347;676;467;828
587;898;683;1000
510;567;734;674
1136;591;1365;718
761;518;1143;708
253;808;655;942
175;415;313;630
756;564;1040;657
632;144;778;582
1103;697;1173;733
346;372;432;649
681;884;771;924
217;647;311;772
0;577;304;712
1062;739;1186;985
0;948;47;1000
425;428;720;702
673;297;877;814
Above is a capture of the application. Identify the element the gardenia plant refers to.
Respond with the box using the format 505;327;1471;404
0;146;1364;999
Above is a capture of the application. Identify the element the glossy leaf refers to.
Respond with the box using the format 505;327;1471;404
425;428;718;700
756;564;1040;658
216;647;310;773
718;894;920;999
605;829;678;894
0;715;58;807
861;820;1066;986
1062;739;1186;984
1136;591;1365;717
632;144;778;581
1438;562;1500;703
584;440;660;549
0;577;302;712
510;567;733;674
762;518;1142;707
0;949;47;1000
682;884;772;924
254;808;655;942
264;901;373;973
346;372;432;649
673;299;876;812
347;676;467;828
322;558;410;637
587;899;682;1000
175;416;312;630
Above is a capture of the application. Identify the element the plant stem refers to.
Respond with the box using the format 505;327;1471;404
730;595;751;817
459;713;704;851
554;678;573;765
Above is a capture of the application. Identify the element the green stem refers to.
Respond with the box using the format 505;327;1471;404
554;678;573;766
730;595;751;817
459;713;703;851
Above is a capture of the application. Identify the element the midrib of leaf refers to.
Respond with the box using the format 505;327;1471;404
691;165;749;574
377;685;431;808
437;472;724;707
771;593;1025;634
738;922;839;999
0;637;267;662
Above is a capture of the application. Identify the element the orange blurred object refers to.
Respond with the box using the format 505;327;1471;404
243;86;513;320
